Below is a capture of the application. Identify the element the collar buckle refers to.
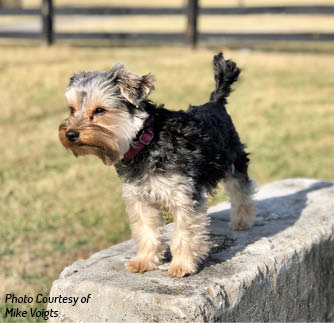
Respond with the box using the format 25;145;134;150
138;129;153;145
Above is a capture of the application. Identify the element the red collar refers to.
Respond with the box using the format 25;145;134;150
122;117;154;162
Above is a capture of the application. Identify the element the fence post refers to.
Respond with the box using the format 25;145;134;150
186;0;198;48
41;0;53;46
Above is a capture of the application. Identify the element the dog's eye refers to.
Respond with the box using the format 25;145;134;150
69;106;75;115
94;107;106;115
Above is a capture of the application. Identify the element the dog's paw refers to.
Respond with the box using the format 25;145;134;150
230;220;251;230
168;263;195;278
125;258;157;273
230;204;256;230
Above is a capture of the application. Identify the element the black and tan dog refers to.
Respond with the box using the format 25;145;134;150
59;53;256;278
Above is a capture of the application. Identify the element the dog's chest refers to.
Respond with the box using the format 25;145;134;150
122;173;192;209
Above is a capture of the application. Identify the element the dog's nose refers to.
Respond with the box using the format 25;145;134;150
66;130;80;142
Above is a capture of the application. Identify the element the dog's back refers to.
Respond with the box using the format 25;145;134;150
186;53;249;186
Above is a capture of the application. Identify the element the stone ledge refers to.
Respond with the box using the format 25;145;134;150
48;178;334;322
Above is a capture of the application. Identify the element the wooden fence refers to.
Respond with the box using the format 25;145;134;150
0;0;334;47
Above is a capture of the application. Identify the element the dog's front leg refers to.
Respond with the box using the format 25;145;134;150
123;193;164;273
168;196;210;278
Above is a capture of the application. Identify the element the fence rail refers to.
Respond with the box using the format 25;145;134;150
0;0;334;47
2;5;334;15
1;31;333;41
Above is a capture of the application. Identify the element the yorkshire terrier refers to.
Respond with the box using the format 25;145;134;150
59;53;256;278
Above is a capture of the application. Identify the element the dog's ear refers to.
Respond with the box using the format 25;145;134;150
118;72;155;107
107;64;155;107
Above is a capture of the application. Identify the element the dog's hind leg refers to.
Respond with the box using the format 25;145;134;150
223;170;256;231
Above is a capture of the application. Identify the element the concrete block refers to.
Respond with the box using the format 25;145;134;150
48;178;334;322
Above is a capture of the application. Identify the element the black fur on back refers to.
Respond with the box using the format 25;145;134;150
116;53;250;197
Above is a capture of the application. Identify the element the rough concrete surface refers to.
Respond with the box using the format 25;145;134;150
48;178;334;322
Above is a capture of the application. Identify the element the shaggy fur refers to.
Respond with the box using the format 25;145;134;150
59;52;256;278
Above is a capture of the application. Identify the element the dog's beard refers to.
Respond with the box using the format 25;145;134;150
69;143;120;165
59;121;121;165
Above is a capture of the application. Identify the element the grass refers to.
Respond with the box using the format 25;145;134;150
0;42;333;321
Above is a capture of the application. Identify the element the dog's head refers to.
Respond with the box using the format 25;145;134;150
59;64;155;164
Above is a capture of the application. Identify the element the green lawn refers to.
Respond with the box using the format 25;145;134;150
0;42;333;321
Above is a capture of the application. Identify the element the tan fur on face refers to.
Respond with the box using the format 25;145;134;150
95;109;147;156
65;76;122;112
59;86;148;164
122;173;211;278
59;117;121;164
223;175;256;230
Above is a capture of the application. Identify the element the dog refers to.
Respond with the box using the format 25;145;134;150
59;53;256;278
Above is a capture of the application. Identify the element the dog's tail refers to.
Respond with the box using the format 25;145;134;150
209;52;240;104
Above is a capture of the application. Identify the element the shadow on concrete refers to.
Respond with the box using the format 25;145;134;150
202;180;333;271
